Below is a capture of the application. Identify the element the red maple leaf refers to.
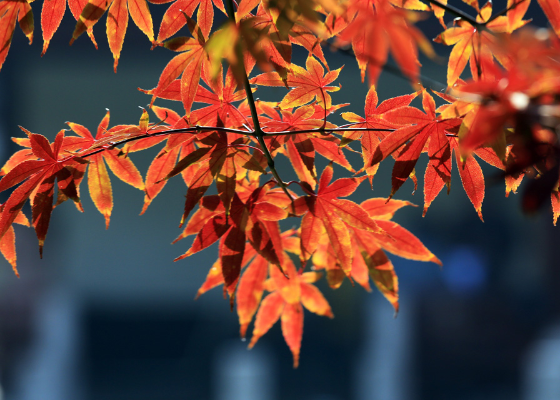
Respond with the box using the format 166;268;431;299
0;0;33;72
190;65;251;127
249;258;333;368
371;89;462;198
259;104;353;189
41;0;97;55
250;55;342;111
311;198;441;312
155;0;226;43
293;163;381;273
174;179;291;287
434;0;529;86
0;130;87;257
65;110;147;227
340;85;418;182
141;17;207;114
335;0;433;83
70;0;155;71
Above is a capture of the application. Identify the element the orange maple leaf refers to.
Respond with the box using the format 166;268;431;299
156;0;226;43
0;0;33;72
249;258;333;368
260;104;353;189
41;0;98;55
293;163;381;273
0;130;87;259
312;198;441;312
66;110;147;227
371;89;462;199
250;55;342;110
335;0;433;83
434;0;529;86
70;0;155;71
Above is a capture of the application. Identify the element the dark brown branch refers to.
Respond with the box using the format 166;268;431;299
426;0;485;30
487;0;529;23
223;0;294;202
77;125;397;159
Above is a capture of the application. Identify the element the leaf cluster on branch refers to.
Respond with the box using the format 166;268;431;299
1;0;560;367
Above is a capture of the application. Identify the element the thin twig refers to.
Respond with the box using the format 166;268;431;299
77;125;397;159
487;0;529;24
426;0;486;30
79;125;248;158
262;127;396;136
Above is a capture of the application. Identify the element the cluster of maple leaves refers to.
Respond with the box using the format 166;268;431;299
2;0;560;366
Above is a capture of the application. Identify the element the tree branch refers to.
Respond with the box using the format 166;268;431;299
77;125;396;159
223;0;294;203
426;0;485;30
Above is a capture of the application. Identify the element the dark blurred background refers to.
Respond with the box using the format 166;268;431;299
1;1;560;399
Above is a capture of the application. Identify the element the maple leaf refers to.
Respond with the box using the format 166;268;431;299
70;0;155;71
335;0;434;83
174;181;292;286
142;18;208;114
156;0;226;43
41;0;98;55
191;227;332;368
398;89;507;219
370;89;462;199
311;198;441;312
423;136;504;221
190;64;251;127
249;257;333;368
1;136;90;212
250;55;342;111
66;110;146;228
0;130;87;258
163;129;269;226
0;0;33;72
292;163;382;273
434;0;529;87
259;105;353;189
0;206;29;277
340;85;418;183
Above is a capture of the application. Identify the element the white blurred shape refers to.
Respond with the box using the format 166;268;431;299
9;287;83;400
213;340;275;400
524;322;560;400
354;293;415;400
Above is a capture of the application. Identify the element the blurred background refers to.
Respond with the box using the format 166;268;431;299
1;1;560;399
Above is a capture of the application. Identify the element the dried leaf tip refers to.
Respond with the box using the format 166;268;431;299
477;208;484;222
431;254;443;268
240;324;249;339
